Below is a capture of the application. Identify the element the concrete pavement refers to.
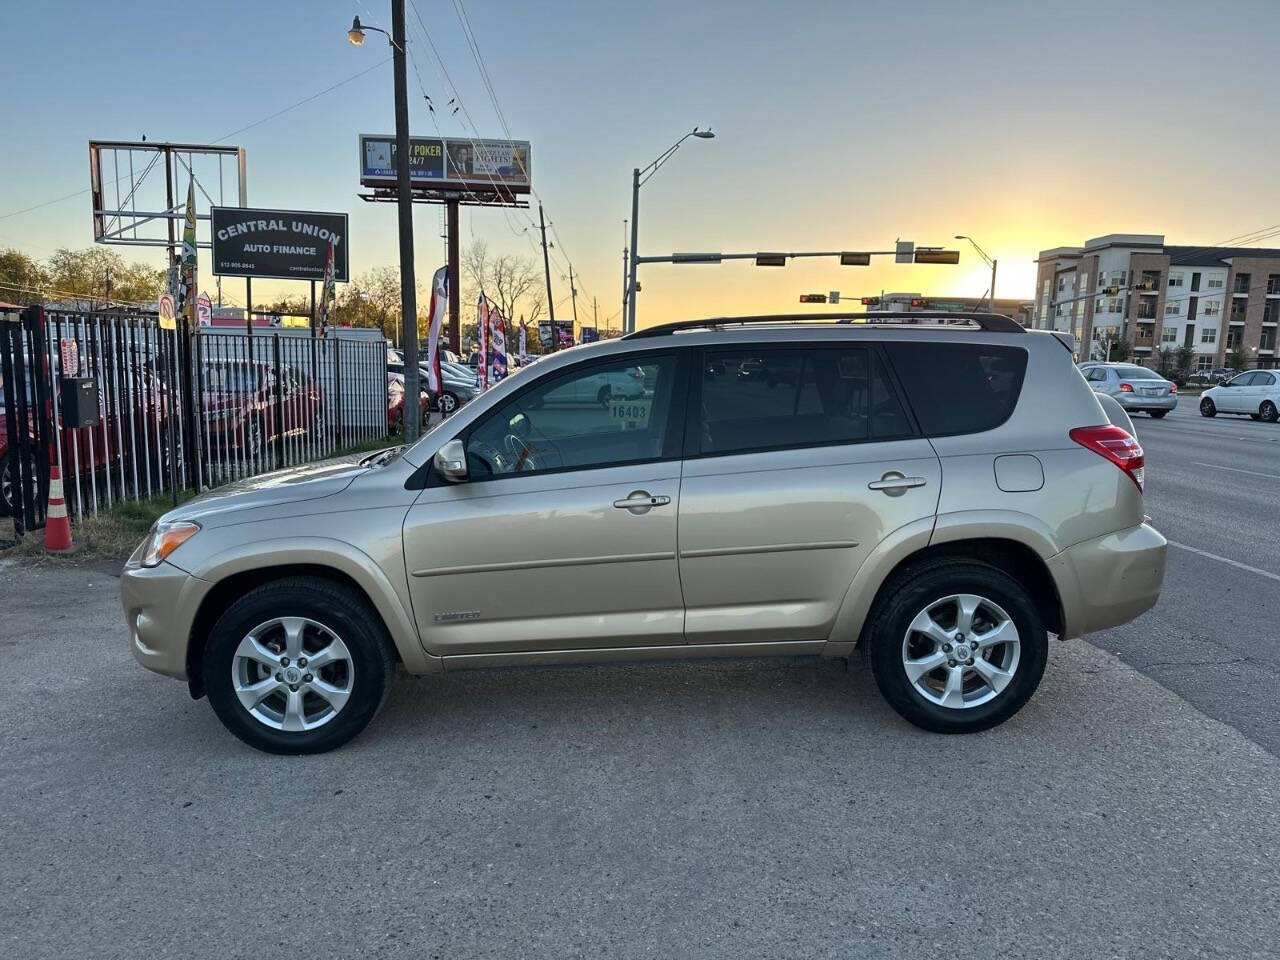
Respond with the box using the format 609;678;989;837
1097;396;1280;755
2;558;1279;959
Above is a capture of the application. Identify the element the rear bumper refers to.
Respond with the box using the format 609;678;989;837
1049;522;1167;639
1117;393;1177;411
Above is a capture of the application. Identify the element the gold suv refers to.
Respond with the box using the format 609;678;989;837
122;315;1166;753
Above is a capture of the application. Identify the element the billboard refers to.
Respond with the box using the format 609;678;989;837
210;207;349;281
360;135;530;193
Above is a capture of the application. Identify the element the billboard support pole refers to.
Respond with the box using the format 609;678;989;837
447;198;460;355
245;278;253;336
391;0;420;443
539;202;556;352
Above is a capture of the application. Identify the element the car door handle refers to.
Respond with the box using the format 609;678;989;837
868;473;927;495
613;491;671;511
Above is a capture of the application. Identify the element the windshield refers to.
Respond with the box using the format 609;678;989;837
1115;366;1162;380
204;363;261;393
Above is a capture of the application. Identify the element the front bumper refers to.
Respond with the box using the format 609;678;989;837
1049;522;1167;639
120;556;210;681
1117;392;1177;411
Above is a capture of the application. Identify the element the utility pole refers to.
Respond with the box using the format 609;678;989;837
627;169;640;333
592;296;598;332
538;202;556;352
391;0;420;441
989;258;998;311
621;219;629;322
446;199;460;355
568;263;579;335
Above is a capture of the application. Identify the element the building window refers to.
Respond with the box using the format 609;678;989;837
1265;300;1279;325
1206;277;1224;289
1201;327;1217;344
1137;302;1157;320
1226;327;1242;349
1161;325;1178;343
1196;356;1213;373
1230;301;1248;324
1203;300;1221;316
1268;274;1280;295
1164;301;1180;316
1168;272;1184;288
1233;273;1252;294
1262;328;1276;351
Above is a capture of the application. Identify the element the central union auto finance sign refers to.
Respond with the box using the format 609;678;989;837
210;207;350;282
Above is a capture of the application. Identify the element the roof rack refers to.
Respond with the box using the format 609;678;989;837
621;311;1026;339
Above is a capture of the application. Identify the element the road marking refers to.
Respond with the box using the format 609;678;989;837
1192;462;1280;480
1167;540;1280;584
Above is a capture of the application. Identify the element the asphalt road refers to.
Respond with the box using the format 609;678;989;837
3;395;1279;959
1100;396;1280;756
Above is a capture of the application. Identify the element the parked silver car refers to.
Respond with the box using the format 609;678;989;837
1078;363;1178;417
122;314;1167;753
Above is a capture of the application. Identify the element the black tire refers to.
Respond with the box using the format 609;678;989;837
865;559;1048;734
1262;400;1279;424
597;385;612;408
0;453;12;517
1200;397;1216;417
1149;410;1168;418
204;577;395;754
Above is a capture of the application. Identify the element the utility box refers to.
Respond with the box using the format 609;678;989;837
60;377;100;428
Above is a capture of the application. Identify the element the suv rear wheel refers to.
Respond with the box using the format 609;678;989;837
204;577;394;754
866;560;1048;733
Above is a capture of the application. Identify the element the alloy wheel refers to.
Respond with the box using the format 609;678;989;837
901;594;1021;710
232;617;355;732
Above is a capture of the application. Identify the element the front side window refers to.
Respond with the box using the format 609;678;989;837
696;347;911;456
463;355;679;479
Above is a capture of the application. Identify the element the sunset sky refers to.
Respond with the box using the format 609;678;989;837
3;0;1279;329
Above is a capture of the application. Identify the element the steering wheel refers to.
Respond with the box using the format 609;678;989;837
502;434;539;472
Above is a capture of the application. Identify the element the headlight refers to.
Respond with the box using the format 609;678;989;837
140;520;200;568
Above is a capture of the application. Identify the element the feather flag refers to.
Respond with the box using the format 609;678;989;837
424;266;447;395
176;180;197;325
318;240;336;338
488;300;508;383
476;292;490;391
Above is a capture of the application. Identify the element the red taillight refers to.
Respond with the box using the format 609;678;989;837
1070;424;1145;491
1169;383;1177;393
1119;383;1134;393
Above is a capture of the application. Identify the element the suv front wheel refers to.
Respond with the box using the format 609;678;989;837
204;577;394;754
866;560;1048;733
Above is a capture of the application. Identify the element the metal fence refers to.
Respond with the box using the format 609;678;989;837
2;306;388;527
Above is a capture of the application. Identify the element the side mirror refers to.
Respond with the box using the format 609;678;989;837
433;438;468;483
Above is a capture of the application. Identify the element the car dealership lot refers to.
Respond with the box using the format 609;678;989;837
2;395;1279;959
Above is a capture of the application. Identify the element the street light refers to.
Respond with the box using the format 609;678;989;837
626;127;716;333
348;4;419;441
955;235;998;312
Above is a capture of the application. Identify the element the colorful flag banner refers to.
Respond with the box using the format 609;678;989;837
318;240;336;337
488;300;508;384
176;180;198;325
424;266;448;395
476;292;490;391
518;320;527;365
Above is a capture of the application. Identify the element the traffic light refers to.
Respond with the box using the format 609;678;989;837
799;294;827;303
755;253;787;267
840;252;871;266
913;249;960;265
1133;279;1156;291
1102;285;1120;295
860;297;881;306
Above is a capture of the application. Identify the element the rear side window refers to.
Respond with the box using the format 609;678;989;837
883;342;1028;437
697;347;912;456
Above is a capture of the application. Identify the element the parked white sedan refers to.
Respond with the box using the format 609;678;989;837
1199;370;1280;422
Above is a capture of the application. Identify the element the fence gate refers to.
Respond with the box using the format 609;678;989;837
0;306;53;535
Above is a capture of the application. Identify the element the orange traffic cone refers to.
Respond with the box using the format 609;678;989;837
44;465;74;554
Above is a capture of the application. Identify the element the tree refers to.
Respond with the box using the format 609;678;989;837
1174;345;1195;382
461;239;546;351
1226;349;1247;372
0;248;46;305
40;247;164;308
1154;346;1176;378
334;266;401;344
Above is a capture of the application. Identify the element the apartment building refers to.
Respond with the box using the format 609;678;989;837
1033;234;1280;372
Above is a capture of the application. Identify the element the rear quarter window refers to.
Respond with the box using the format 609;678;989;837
883;341;1028;437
